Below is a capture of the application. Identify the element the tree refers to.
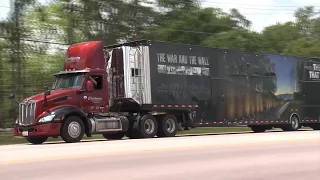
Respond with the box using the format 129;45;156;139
151;7;249;45
202;29;264;52
284;38;320;57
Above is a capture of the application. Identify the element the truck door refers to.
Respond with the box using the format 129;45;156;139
110;48;125;99
80;74;109;113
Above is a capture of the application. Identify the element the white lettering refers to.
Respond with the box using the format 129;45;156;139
189;56;197;65
309;71;320;79
157;53;166;63
313;64;320;71
167;54;178;63
179;55;188;64
65;56;80;62
197;56;209;66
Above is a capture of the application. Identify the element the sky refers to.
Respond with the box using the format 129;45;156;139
0;0;319;32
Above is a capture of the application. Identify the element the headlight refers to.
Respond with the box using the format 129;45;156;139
15;118;19;124
38;114;55;123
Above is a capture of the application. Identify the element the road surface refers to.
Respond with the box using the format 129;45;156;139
1;130;320;180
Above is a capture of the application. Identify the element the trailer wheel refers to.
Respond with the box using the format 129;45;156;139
282;115;300;131
157;114;178;137
250;126;267;133
102;132;125;140
60;116;85;143
26;136;48;145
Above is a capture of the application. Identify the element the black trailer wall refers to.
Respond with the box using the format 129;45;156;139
148;42;220;122
148;41;320;124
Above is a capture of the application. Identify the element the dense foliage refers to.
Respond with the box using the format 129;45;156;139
0;0;319;127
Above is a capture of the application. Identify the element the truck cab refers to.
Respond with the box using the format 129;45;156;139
12;41;126;144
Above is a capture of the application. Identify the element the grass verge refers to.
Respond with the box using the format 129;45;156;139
0;127;252;145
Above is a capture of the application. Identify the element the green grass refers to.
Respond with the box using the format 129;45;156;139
0;127;312;145
0;127;253;145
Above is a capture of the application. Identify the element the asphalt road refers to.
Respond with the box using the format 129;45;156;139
1;130;320;180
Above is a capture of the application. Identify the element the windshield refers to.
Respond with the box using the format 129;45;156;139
52;73;85;90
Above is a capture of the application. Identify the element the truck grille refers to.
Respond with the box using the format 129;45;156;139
19;101;36;125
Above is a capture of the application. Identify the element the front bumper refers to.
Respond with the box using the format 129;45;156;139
14;123;62;137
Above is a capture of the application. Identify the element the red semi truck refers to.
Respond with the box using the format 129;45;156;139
11;40;320;144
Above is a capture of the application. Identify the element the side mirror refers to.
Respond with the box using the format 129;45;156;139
86;80;94;92
8;94;15;99
8;94;19;104
44;86;51;96
44;90;51;96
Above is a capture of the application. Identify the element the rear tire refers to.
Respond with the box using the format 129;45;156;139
60;116;85;143
102;132;125;140
127;114;158;139
26;136;48;145
250;126;267;133
282;115;300;131
157;114;178;137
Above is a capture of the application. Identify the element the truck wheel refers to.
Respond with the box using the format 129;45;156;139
102;132;125;140
140;114;158;138
60;116;85;143
250;126;267;133
157;114;178;137
26;136;48;145
282;115;300;131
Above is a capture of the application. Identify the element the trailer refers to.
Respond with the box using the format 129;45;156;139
11;40;320;144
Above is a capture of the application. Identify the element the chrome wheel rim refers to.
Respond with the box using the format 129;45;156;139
166;118;176;133
291;117;299;129
144;119;155;134
68;121;81;138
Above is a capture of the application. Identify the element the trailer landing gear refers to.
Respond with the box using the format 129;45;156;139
249;125;267;133
310;124;320;130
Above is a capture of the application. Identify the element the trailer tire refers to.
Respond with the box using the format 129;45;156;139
250;126;267;133
26;136;48;145
60;116;85;143
282;115;300;131
157;114;178;137
102;132;125;140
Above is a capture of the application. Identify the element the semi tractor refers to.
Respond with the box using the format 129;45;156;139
11;40;320;144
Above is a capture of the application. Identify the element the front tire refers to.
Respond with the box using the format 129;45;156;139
61;116;85;143
26;136;48;144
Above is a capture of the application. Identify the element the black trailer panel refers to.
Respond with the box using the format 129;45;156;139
147;41;320;126
149;42;213;104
